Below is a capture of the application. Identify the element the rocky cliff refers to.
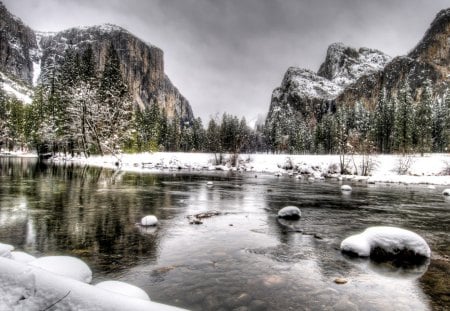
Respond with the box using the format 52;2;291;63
266;42;391;129
266;7;450;140
0;2;193;122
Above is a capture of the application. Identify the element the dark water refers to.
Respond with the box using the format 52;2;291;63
0;157;449;311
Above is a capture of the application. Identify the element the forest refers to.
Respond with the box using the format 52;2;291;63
1;44;450;158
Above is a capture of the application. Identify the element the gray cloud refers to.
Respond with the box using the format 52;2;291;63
4;0;449;123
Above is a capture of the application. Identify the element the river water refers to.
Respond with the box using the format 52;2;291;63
0;157;448;310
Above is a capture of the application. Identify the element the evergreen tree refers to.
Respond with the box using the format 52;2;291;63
394;80;414;155
414;79;433;156
374;87;395;153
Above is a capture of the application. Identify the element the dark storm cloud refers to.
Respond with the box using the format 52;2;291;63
3;0;449;124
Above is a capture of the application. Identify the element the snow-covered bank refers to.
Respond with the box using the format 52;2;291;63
0;243;187;310
53;152;450;186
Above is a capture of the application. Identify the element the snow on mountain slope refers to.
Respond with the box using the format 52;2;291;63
0;72;33;104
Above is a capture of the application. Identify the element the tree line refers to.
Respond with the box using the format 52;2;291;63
1;44;450;157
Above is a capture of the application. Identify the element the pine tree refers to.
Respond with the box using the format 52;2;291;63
394;80;414;155
414;79;433;156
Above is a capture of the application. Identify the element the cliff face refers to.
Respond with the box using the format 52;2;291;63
0;3;193;122
335;8;450;110
0;2;38;85
266;42;391;128
38;25;193;121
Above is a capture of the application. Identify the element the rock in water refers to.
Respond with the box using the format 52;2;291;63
95;280;151;301
340;226;431;261
442;189;450;196
277;206;301;220
141;215;158;226
341;185;352;193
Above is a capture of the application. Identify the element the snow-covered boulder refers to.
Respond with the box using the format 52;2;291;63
277;206;301;220
11;251;36;263
340;226;431;261
0;243;13;258
141;215;158;226
29;256;93;283
341;185;352;193
95;281;151;301
442;189;450;196
206;181;214;187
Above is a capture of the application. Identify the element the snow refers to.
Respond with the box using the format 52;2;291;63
340;226;431;258
0;243;13;258
48;152;450;185
286;68;343;99
10;251;36;263
0;256;187;311
29;256;93;283
140;215;158;226
95;281;151;301
277;206;301;219
0;72;33;104
341;185;352;192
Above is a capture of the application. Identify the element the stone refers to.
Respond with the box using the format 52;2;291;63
334;277;348;284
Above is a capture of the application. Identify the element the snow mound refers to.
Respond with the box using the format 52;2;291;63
0;243;13;258
341;185;352;192
277;206;301;220
95;281;151;301
442;189;450;196
10;251;36;263
141;215;158;226
29;256;92;283
340;226;431;259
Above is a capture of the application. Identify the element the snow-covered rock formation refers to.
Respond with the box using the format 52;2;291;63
340;226;431;259
0;2;194;123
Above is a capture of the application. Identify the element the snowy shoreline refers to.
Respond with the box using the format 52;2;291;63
4;151;450;185
54;152;450;186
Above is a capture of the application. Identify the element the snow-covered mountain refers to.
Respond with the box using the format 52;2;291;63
266;7;450;141
0;2;194;122
266;42;391;131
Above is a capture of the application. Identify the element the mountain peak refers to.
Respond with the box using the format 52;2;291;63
408;7;450;72
318;42;391;88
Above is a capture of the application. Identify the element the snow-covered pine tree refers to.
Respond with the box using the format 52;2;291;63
414;79;433;156
394;79;414;155
94;43;133;157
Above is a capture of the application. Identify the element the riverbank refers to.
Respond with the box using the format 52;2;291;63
43;152;450;186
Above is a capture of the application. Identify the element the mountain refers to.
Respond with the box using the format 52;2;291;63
266;42;391;141
266;8;450;153
0;2;193;122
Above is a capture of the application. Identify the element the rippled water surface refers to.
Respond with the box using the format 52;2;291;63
0;157;449;310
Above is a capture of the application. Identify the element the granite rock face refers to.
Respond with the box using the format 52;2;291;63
0;2;193;122
266;8;450;135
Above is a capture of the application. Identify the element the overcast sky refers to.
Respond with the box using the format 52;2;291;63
3;0;449;124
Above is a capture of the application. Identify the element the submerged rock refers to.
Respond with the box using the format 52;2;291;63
442;189;450;196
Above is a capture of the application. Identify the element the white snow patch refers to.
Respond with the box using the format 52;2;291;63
340;226;431;258
29;256;92;283
0;72;33;104
10;251;36;263
0;256;187;310
341;184;352;192
277;206;301;219
141;215;158;226
0;243;14;258
95;281;151;301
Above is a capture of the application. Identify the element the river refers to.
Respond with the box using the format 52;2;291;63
0;157;448;310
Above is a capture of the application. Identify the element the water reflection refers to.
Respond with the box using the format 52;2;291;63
0;158;449;310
